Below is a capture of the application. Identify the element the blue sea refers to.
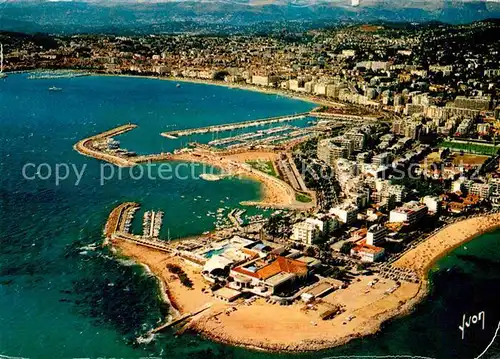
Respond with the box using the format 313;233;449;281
1;74;500;359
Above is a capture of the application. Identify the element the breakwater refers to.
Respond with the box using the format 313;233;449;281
74;124;139;167
74;124;173;167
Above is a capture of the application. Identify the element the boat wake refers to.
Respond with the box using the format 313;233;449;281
0;354;29;359
199;173;232;181
136;332;156;344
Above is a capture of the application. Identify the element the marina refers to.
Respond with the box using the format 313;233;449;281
161;112;311;138
27;70;91;80
207;125;294;147
105;202;172;253
142;210;164;238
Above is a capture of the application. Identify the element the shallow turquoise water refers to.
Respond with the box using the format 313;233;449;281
1;74;500;359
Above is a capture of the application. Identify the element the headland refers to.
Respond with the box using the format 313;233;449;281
104;202;500;352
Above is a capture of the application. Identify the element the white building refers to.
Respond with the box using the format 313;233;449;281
389;201;428;225
317;138;348;164
291;221;320;245
469;183;492;199
342;49;356;57
372;152;391;167
387;184;406;202
344;129;366;151
330;204;358;225
422;196;441;213
252;75;279;87
366;224;387;246
351;241;385;262
452;177;467;193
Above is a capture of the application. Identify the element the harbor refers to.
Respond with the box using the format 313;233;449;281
74;124;139;167
73;123;317;210
160;112;311;138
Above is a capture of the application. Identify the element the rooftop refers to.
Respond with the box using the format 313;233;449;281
232;256;308;280
352;239;385;255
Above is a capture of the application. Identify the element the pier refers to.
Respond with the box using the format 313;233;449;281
104;202;140;238
160;112;310;138
207;125;294;147
150;304;212;333
143;210;164;238
112;232;172;253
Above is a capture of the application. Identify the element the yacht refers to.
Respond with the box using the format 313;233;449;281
0;44;7;79
49;86;63;92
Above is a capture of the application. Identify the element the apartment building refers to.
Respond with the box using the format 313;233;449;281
291;220;320;245
366;224;387;246
317;138;348;165
389;201;428;225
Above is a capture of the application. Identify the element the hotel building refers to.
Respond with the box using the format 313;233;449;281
389;201;428;225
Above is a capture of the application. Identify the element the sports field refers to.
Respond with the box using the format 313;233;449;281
439;140;500;156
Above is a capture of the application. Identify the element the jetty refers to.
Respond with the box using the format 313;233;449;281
143;210;164;238
160;112;309;138
151;304;212;333
112;232;172;253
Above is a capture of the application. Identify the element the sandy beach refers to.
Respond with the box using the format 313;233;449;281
107;212;500;352
170;149;313;209
393;212;500;276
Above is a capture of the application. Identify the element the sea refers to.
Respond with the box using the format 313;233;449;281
1;74;500;359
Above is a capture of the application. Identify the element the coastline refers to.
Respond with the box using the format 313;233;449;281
73;122;313;209
108;212;500;353
95;72;343;109
9;69;337;109
69;71;500;351
169;150;314;209
393;212;500;277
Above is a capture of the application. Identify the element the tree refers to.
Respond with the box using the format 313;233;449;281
340;242;355;255
212;70;229;81
330;266;346;280
264;214;292;238
305;246;316;257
